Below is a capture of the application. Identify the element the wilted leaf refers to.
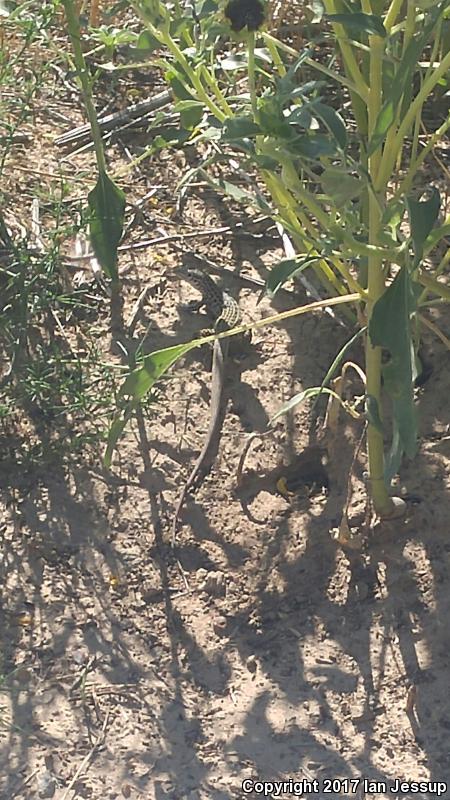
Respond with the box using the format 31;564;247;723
270;386;356;425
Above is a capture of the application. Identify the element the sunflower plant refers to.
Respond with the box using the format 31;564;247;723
108;0;450;519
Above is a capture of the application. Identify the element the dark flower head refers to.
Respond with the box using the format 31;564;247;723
224;0;265;32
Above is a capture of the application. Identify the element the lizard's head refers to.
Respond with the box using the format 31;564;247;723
177;265;207;291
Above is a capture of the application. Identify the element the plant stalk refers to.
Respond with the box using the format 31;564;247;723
365;32;395;515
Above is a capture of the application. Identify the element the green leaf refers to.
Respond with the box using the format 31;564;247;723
425;221;450;251
381;198;405;234
270;386;355;425
286;133;337;158
105;340;199;466
406;187;440;264
181;106;204;131
222;116;261;139
172;99;204;130
266;256;320;297
325;12;386;37
136;30;159;52
312;327;367;411
258;96;292;137
270;387;330;424
312;102;347;149
167;70;193;101
173;100;205;112
369;266;420;480
88;171;125;282
203;174;272;213
368;3;445;154
320;167;362;204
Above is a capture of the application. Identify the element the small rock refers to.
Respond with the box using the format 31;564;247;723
199;571;226;597
37;771;56;799
213;617;228;637
246;655;258;674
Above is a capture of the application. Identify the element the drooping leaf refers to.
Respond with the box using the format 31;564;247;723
406;188;440;265
270;387;333;424
369;266;421;480
325;12;386;37
105;340;200;466
311;327;367;411
266;256;320;297
88;171;125;282
311;102;347;149
270;386;357;425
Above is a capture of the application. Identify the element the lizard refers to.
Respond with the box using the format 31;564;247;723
172;265;242;545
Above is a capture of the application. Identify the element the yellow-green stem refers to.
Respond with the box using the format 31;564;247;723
366;33;394;515
376;48;450;190
247;32;258;121
322;0;370;101
384;0;405;32
62;0;106;174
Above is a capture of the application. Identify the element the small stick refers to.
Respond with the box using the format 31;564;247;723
60;710;110;800
10;768;40;800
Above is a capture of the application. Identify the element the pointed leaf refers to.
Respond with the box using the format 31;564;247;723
88;171;125;282
406;188;440;264
312;102;347;149
369;266;420;480
105;340;199;466
266;256;320;297
270;387;330;424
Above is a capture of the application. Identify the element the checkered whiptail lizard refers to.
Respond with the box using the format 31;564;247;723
172;266;242;545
